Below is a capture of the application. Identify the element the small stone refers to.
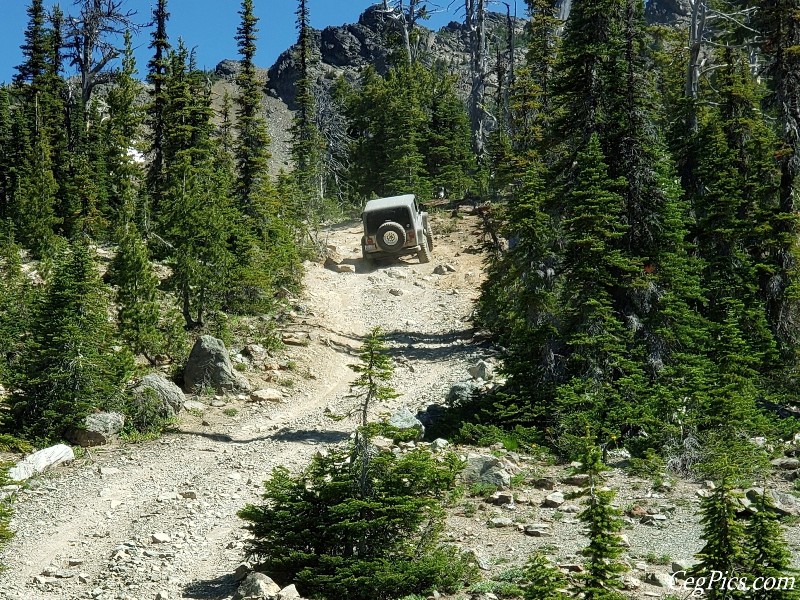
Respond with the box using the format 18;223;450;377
772;458;800;470
336;264;355;273
431;438;449;451
151;532;171;544
524;524;552;537
179;490;197;499
488;516;513;528
433;264;448;275
645;572;674;588
563;473;590;486
489;491;514;506
183;399;206;412
533;477;556;490
67;558;84;567
543;491;565;508
389;288;404;296
155;592;169;600
250;388;283;403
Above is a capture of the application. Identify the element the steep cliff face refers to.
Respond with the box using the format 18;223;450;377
645;0;692;24
250;5;523;109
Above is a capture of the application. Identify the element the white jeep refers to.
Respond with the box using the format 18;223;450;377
361;194;433;264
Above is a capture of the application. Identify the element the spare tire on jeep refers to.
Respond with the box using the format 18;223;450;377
376;221;406;252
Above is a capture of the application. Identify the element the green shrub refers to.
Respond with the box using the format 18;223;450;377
627;448;665;479
239;445;476;600
0;461;15;564
361;422;421;444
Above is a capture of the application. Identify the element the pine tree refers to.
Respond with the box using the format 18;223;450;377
108;222;164;364
694;473;747;600
575;443;626;600
0;87;12;222
5;241;131;444
522;551;570;600
14;0;49;92
234;0;272;218
290;0;324;208
105;31;144;228
0;227;31;386
161;43;238;329
743;490;798;599
145;0;171;227
15;105;58;256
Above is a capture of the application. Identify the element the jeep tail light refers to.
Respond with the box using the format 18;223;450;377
367;237;374;245
407;230;415;240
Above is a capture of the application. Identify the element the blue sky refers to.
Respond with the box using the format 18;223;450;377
0;0;469;84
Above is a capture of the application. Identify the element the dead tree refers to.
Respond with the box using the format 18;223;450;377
64;0;138;109
466;0;488;159
379;0;430;63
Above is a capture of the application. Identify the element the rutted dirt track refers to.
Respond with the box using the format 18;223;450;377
0;214;488;600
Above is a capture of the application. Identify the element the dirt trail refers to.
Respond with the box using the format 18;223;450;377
0;213;487;600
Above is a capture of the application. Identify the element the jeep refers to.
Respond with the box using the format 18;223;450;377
361;194;433;264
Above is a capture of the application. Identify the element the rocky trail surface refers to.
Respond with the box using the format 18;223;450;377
0;213;490;600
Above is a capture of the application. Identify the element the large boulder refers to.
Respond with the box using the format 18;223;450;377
8;444;75;481
388;407;425;440
132;373;185;418
446;381;477;407
66;412;125;447
461;453;511;489
184;335;251;394
233;572;281;600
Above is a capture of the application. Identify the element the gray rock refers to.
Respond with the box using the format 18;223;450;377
234;572;281;600
488;516;513;528
462;454;512;489
151;533;171;544
533;477;556;490
489;491;514;506
8;444;75;481
563;473;590;486
184;335;251;394
389;288;404;296
388;408;425;439
215;59;242;78
543;491;565;508
644;572;675;588
746;488;800;516
524;523;552;537
336;263;355;273
132;373;185;419
277;584;302;599
66;412;125;447
183;399;207;412
771;458;800;470
431;438;449;451
250;388;283;403
233;563;251;582
446;381;477;407
433;264;448;275
468;360;493;381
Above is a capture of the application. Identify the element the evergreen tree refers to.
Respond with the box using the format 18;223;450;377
108;222;164;364
14;106;58;256
105;31;144;228
161;43;238;329
575;443;626;600
5;241;131;444
694;474;747;600
14;0;49;91
234;0;272;217
145;0;171;227
0;228;31;386
522;551;570;600
0;88;12;222
290;0;324;209
743;490;798;599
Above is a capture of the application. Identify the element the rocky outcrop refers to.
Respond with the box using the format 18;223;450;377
184;335;251;394
645;0;692;24
263;6;525;109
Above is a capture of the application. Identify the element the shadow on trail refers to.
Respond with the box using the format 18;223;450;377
183;573;237;599
383;328;479;363
168;427;350;446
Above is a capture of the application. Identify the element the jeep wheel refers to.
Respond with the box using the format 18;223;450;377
425;226;433;250
418;230;432;264
376;222;406;252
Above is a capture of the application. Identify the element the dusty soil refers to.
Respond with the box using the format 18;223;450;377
0;211;490;600
2;209;800;600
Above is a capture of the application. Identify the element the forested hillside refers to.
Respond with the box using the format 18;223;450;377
1;0;800;597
